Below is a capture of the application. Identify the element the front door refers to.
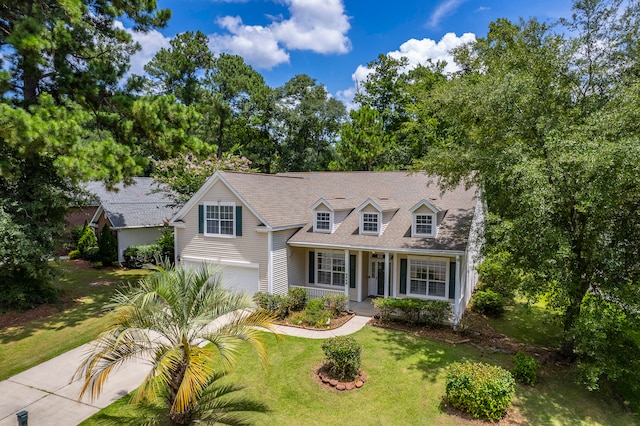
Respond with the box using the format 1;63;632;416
376;261;385;295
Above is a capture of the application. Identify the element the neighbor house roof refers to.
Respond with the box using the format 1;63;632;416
174;171;479;253
86;178;177;229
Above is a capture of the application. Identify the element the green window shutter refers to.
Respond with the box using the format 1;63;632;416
349;254;356;288
235;205;242;236
198;205;204;234
308;251;315;284
400;258;407;294
449;261;456;299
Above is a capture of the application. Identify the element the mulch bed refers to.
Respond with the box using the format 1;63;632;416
313;363;367;392
275;311;355;331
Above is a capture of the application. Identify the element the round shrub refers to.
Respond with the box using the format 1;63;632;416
68;249;81;260
322;336;362;381
513;352;539;386
446;361;515;422
472;289;505;317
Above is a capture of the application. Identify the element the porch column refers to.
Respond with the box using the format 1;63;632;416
357;250;363;302
344;249;349;297
392;253;398;297
384;251;390;298
453;255;461;329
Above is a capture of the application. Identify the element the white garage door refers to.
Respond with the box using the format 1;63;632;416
182;257;260;296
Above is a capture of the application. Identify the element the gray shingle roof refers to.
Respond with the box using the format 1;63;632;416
219;171;478;252
85;178;178;229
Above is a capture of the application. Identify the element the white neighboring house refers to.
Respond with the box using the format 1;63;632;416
169;171;485;327
87;178;178;263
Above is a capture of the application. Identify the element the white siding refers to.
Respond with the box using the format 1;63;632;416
117;227;164;263
460;195;485;318
288;246;305;287
176;181;269;292
272;229;298;295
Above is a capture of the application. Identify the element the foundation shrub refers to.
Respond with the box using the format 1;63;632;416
322;294;348;316
372;297;450;326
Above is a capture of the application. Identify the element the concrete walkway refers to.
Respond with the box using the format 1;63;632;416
0;315;371;426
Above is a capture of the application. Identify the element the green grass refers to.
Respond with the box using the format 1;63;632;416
486;296;564;349
0;260;149;380
83;326;639;426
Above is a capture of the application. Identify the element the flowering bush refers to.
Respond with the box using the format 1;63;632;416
152;152;254;206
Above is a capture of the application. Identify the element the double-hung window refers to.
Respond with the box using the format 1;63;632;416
315;211;331;232
414;214;435;236
362;212;380;234
409;258;447;298
317;251;345;287
205;203;235;237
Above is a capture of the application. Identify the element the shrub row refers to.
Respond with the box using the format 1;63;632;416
253;290;348;322
253;288;308;319
123;244;163;268
372;297;451;326
446;361;515;422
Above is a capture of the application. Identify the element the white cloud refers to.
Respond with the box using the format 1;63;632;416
114;21;171;76
272;0;351;54
208;16;290;69
209;0;351;69
339;32;475;108
428;0;468;29
388;32;476;75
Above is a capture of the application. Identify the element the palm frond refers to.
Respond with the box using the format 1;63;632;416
192;371;270;426
74;329;153;401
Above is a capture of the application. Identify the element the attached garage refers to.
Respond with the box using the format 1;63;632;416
181;256;260;296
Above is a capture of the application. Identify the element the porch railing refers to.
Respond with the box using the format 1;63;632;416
290;285;345;301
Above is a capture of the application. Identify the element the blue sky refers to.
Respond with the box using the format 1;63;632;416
124;0;574;105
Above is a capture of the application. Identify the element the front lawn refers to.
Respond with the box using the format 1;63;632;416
83;326;638;425
0;260;149;380
486;296;564;349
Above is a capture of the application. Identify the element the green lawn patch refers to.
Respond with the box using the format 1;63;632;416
83;326;638;425
486;296;564;349
0;260;149;380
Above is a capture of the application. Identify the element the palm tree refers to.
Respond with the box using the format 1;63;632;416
74;264;275;425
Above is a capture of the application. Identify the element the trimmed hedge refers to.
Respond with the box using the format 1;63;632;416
446;361;515;422
322;336;362;381
513;352;539;386
372;297;451;326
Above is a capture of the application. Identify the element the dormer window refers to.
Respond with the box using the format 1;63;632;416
361;212;380;234
315;211;332;233
410;199;440;238
414;214;434;236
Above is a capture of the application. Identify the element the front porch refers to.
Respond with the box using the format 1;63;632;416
290;284;377;316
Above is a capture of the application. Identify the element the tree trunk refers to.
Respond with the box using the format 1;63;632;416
559;279;590;359
167;361;193;426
